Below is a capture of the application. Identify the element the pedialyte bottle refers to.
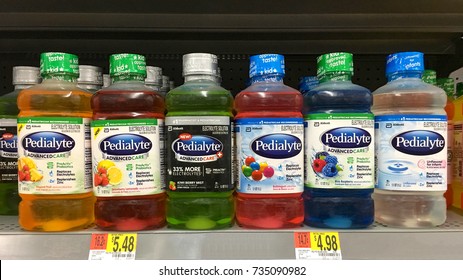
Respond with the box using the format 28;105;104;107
0;66;40;215
165;53;234;230
304;52;374;229
91;54;165;231
373;51;447;228
437;77;454;208
77;65;103;94
235;54;304;229
17;52;94;231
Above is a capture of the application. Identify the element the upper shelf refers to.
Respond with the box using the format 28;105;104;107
0;0;462;54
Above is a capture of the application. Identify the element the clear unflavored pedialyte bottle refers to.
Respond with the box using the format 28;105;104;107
373;51;447;228
17;52;94;231
304;52;374;229
165;53;234;230
91;54;166;231
235;54;304;229
0;66;40;215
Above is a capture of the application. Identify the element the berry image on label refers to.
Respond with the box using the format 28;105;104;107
311;151;343;178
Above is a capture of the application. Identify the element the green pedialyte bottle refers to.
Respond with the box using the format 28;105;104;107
165;53;234;230
0;66;40;215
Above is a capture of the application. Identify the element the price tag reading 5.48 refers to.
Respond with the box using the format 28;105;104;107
310;232;340;251
89;233;137;260
107;233;137;253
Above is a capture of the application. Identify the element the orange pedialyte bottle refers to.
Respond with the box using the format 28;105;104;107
17;52;94;231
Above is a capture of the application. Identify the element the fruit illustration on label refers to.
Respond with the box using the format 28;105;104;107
94;160;121;186
311;152;343;178
18;157;43;182
241;156;274;181
169;181;176;190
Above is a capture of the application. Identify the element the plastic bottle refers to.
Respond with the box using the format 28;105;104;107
450;80;463;209
235;54;304;229
77;65;103;94
165;53;234;230
145;66;163;92
298;76;319;94
17;52;94;231
436;77;455;208
372;51;447;228
0;66;40;215
91;53;165;231
303;52;374;229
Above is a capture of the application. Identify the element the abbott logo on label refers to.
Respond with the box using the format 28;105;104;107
391;130;445;156
172;135;223;162
321;127;371;148
251;133;302;159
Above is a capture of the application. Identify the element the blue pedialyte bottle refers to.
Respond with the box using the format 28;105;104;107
372;51;447;228
303;52;375;228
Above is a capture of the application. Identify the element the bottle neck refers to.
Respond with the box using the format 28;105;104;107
184;74;216;83
77;84;101;92
319;72;352;83
387;71;422;82
42;74;77;83
14;84;34;90
146;84;161;91
112;74;145;83
251;74;284;84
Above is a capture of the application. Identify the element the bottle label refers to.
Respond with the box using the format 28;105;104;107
454;121;463;186
166;116;233;192
305;113;374;189
17;117;92;194
0;119;18;183
235;118;304;194
375;115;447;191
91;119;164;197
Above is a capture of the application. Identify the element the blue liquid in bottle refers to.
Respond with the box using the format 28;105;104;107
303;52;374;228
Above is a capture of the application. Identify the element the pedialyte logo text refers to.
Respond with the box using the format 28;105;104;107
100;134;152;161
172;135;223;162
0;134;17;158
251;133;302;159
21;131;75;159
392;130;445;156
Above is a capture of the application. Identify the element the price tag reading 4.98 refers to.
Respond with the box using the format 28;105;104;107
310;232;340;251
107;234;137;253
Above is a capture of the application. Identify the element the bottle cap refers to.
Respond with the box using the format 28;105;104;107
145;66;163;86
77;65;103;86
40;52;79;77
422;69;437;85
437;78;455;97
317;52;354;78
162;75;170;90
12;66;41;85
385;52;424;76
457;82;463;98
183;53;218;77
299;76;319;92
169;80;175;89
249;54;285;78
110;53;146;77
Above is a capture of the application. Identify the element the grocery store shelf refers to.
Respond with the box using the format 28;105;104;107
1;209;462;260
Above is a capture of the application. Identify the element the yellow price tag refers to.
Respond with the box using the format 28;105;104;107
106;233;137;253
310;232;340;251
